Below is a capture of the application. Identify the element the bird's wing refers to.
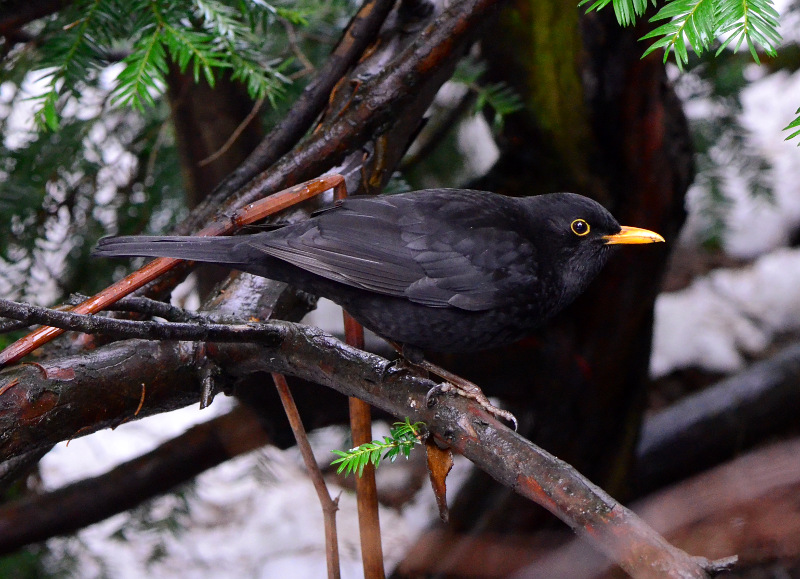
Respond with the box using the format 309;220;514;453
246;190;539;311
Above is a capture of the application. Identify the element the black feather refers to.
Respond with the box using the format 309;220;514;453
93;189;635;352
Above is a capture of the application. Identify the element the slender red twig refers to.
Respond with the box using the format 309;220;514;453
272;373;341;579
344;314;386;578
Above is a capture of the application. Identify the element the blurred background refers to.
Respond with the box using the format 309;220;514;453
2;0;800;576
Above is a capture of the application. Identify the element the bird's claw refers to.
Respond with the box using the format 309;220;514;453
424;382;450;407
425;382;518;431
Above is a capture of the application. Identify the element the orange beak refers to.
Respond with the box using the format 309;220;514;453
603;226;665;245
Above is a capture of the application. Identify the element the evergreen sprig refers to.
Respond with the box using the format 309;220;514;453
579;0;652;26
330;419;426;478
31;0;111;130
580;0;781;69
784;109;800;142
580;0;793;141
641;0;716;66
25;0;299;130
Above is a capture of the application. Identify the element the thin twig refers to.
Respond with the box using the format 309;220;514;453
0;298;290;343
0;295;206;333
67;294;207;323
280;17;316;74
272;373;341;579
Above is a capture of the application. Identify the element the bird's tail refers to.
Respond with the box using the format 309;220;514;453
92;235;243;264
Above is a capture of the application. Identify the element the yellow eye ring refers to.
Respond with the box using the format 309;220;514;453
571;219;590;236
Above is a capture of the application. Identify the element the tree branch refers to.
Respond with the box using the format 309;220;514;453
636;342;800;494
65;294;207;323
0;317;732;577
0;298;291;345
272;373;341;579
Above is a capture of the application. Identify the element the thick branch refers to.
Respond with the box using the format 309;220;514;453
219;339;732;578
0;321;729;577
273;373;341;579
636;342;800;493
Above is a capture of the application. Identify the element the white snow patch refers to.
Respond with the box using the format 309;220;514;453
41;405;471;577
40;400;233;487
679;69;800;258
651;248;800;377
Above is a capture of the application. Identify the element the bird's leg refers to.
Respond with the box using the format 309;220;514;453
388;342;518;430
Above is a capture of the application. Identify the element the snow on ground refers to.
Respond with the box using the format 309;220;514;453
653;67;800;377
40;410;471;577
651;248;800;377
679;69;800;257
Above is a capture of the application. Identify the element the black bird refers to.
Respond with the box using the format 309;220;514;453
94;189;664;354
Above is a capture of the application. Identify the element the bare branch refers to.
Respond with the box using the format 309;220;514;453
636;342;800;493
66;294;207;323
0;298;289;344
273;374;341;579
0;319;732;577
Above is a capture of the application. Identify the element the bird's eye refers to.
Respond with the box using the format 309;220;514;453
571;219;590;236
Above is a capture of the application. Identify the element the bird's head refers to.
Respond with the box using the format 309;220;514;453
522;192;664;308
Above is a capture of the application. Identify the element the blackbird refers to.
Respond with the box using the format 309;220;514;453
94;189;664;354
